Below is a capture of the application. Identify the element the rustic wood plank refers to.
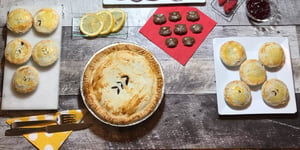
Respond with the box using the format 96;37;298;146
1;94;300;149
0;0;300;26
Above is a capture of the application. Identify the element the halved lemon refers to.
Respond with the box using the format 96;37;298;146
80;13;104;37
109;9;126;33
96;10;114;35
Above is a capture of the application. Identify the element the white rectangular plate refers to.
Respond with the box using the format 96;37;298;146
213;37;297;115
1;5;62;110
103;0;205;5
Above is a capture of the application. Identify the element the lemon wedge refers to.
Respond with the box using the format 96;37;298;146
80;13;104;37
96;10;114;35
109;9;126;33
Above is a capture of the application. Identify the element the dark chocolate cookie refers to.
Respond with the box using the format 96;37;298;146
153;13;167;25
190;24;203;33
174;24;187;35
159;26;172;36
165;37;178;48
186;11;200;21
182;36;195;47
168;11;181;22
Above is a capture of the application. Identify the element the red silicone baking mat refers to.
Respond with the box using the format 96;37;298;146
140;6;217;65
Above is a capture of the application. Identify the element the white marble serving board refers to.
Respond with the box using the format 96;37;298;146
103;0;206;5
1;4;62;110
213;37;297;115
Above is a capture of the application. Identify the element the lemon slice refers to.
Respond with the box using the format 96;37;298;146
80;13;104;37
96;10;114;35
109;9;126;32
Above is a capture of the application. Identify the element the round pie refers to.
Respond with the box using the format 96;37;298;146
33;8;59;34
32;40;60;67
220;41;247;67
224;80;251;109
259;42;285;68
240;59;266;86
12;65;39;94
261;78;289;107
7;8;33;34
81;43;164;126
5;38;32;65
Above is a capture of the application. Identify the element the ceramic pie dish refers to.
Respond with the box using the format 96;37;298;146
80;43;164;127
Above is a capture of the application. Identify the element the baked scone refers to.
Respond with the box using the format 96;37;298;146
82;43;164;126
5;38;32;65
32;40;60;67
12;65;39;94
261;78;289;107
7;8;33;34
259;42;285;68
33;8;59;34
220;41;247;67
240;59;266;86
224;80;251;109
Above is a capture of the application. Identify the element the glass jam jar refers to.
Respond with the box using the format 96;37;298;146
246;0;271;22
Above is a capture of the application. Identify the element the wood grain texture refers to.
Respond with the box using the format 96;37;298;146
2;94;300;149
0;0;300;26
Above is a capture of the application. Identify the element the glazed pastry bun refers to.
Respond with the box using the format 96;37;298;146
12;65;39;94
33;8;59;34
261;78;289;107
7;8;33;34
240;59;266;86
5;38;32;65
224;80;251;109
259;42;285;68
220;41;247;67
32;40;60;67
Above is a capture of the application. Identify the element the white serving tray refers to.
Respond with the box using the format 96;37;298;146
103;0;205;5
1;5;62;110
213;37;297;115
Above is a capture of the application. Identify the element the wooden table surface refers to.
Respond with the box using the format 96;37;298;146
0;0;300;149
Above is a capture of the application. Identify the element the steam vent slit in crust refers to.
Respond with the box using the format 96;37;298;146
82;43;164;126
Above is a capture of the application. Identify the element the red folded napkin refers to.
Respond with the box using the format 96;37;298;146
140;6;217;65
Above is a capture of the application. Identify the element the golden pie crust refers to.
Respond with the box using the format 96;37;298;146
259;42;285;68
5;38;32;65
7;8;33;34
82;43;164;126
220;41;246;67
33;8;59;34
13;65;39;94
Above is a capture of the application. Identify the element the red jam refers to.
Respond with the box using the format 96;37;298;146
246;0;271;20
